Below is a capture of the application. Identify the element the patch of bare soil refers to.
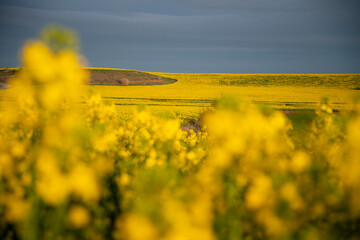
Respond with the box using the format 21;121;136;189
0;69;176;88
0;69;16;89
89;69;176;86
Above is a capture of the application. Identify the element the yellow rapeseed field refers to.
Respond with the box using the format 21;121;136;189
85;71;359;119
0;27;360;240
2;67;359;119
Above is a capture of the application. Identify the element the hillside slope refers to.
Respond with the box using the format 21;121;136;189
0;68;176;87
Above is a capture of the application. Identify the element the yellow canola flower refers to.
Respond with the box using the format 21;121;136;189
68;205;91;228
163;197;214;240
116;173;131;186
186;151;197;163
257;210;284;236
347;118;360;151
86;94;115;124
36;151;70;205
121;214;159;240
159;119;182;141
37;153;100;204
57;50;87;87
320;104;333;114
280;183;304;210
205;107;291;159
134;109;152;124
207;147;232;168
94;132;118;152
92;156;114;176
340;117;360;216
245;175;274;210
146;149;163;168
23;41;57;84
12;40;88;110
68;164;100;202
0;153;13;176
10;141;26;158
290;151;311;173
3;195;29;223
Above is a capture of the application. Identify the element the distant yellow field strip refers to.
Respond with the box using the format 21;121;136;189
1;69;359;119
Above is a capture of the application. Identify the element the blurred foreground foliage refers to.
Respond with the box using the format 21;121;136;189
1;27;360;240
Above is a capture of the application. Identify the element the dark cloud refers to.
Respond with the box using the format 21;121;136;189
0;0;359;72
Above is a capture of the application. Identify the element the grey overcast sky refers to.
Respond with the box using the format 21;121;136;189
0;0;359;73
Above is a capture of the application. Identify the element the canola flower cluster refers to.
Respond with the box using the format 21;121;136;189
1;35;360;240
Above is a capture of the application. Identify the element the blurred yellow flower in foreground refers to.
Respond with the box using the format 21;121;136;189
36;151;70;205
246;175;274;210
121;214;159;240
68;205;91;228
69;164;100;202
